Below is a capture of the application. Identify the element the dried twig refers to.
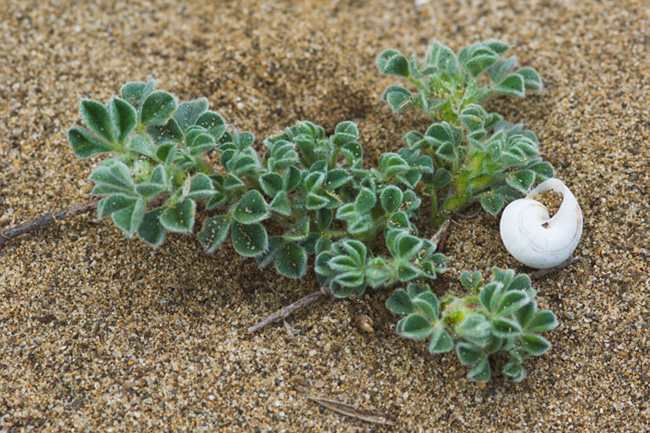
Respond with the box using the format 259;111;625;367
430;219;450;244
0;200;98;247
308;396;396;426
530;256;582;279
452;207;482;220
432;219;451;253
248;286;331;333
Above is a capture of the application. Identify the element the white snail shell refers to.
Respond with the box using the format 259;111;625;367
500;178;583;269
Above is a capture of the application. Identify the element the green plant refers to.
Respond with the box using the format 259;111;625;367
67;38;559;383
68;81;445;296
377;39;554;224
386;268;557;382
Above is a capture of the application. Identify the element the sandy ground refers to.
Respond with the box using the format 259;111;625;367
1;0;649;431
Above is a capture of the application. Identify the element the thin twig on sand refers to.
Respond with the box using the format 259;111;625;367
0;200;98;247
433;219;451;253
248;286;331;333
308;397;397;425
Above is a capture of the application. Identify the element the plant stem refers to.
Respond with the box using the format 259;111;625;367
0;200;99;247
248;286;332;332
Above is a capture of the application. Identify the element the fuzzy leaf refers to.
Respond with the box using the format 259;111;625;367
456;343;484;366
387;211;410;231
81;99;115;143
460;270;483;293
68;128;114;158
465;49;498;76
141;91;177;126
484;39;510;55
412;291;440;321
496;291;529;316
315;208;333;231
137;207;166;247
282;217;310;242
306;193;330;210
120;80;154;109
396;234;423;260
275;242;307;278
428;326;454;354
518;67;542;91
135;182;165;199
376;49;410;77
223;173;245;190
529;161;554;180
185;173;213;200
479;281;504;313
355;188;377;213
494;74;525;97
283;166;303;192
515;301;537;328
198;215;231;253
508;274;532;292
89;161;134;194
111;201;145;237
231;222;268;257
396;262;421;282
526;311;558;333
160;199;195;233
386;289;414;315
521;334;551;356
233;190;268;224
196;111;227;140
506;170;535;193
109;97;137;144
259;172;283;196
333;270;365;288
502;360;527;382
492;317;523;338
467;357;491;382
396;313;433;340
128;135;155;157
380;186;403;213
97;194;137;219
269;191;292;216
456;314;491;347
432;169;452;189
382;86;415;112
173;98;209;131
480;194;505;216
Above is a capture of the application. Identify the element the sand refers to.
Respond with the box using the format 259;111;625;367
0;0;648;431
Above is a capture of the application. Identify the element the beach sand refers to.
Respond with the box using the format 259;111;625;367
1;0;648;431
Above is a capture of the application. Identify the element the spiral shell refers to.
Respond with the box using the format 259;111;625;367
500;178;583;269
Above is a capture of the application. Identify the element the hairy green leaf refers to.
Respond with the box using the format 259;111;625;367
396;313;433;340
137;207;166;248
233;190;268;224
231;222;268;257
68;128;114;158
160;199;195;233
81;99;115;143
275;242;307;278
141;91;177;126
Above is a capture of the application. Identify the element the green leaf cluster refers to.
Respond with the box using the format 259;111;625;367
378;39;541;118
378;40;553;221
70;41;561;384
70;81;227;246
386;268;558;382
70;85;444;288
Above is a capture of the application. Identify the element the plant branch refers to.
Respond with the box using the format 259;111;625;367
248;286;332;333
0;200;98;247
